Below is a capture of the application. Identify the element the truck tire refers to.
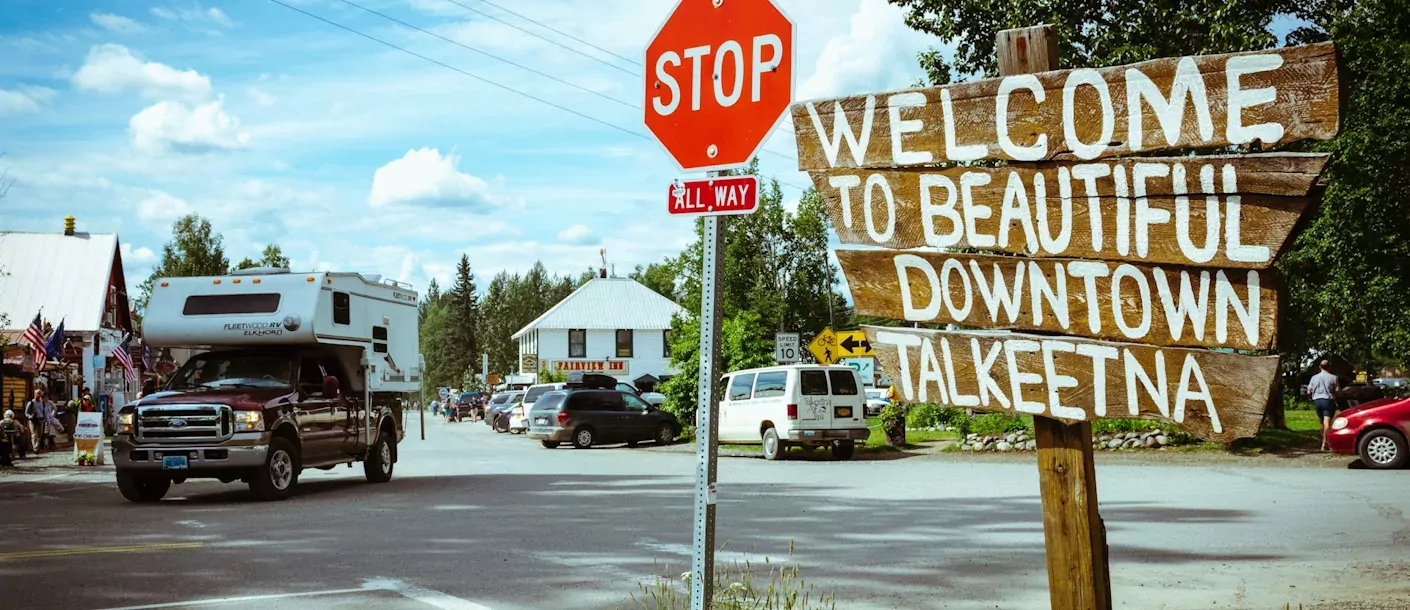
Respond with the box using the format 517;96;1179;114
364;430;394;483
250;437;298;501
832;440;856;461
116;470;170;503
762;428;783;461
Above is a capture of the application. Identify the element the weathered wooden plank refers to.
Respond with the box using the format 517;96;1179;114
792;43;1340;171
864;325;1276;442
838;249;1278;350
813;154;1325;269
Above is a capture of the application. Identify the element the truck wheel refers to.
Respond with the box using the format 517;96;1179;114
364;430;394;483
116;470;170;503
572;427;595;449
832;441;856;461
762;428;783;461
250;437;298;501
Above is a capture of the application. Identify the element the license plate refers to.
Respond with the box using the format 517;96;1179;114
535;418;548;426
835;407;852;418
162;455;189;470
803;430;816;437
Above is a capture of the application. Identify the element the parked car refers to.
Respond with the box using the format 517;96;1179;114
485;391;523;428
864;388;890;416
454;392;481;420
510;383;565;434
615;382;666;407
1328;396;1410;469
716;365;869;461
526;373;680;449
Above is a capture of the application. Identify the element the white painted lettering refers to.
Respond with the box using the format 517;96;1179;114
1175;354;1222;433
1029;261;1071;329
1125;57;1215;150
1062;69;1116;159
1005;339;1045;414
1111;263;1153;339
942;88;986;162
805;97;876;168
941;338;979;407
1036;172;1071;254
1154;268;1211;342
1226;54;1286;144
1077;343;1119;417
875;331;921;401
941;258;974;321
970;260;1025;324
920;175;963;248
828;175;862;230
972;338;1011;409
864;174;897;243
996;75;1048;161
713;40;744;107
918;337;950;403
1215;269;1261;346
652;51;681;116
1042;340;1085;420
888;92;933;165
1067;261;1111;333
750;34;782;103
894;254;942;321
1223;164;1271;263
1124;348;1169;417
1174;163;1219;264
1132;163;1173;258
684;45;711;111
961;172;996;247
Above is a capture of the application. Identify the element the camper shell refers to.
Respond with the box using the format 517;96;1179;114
111;268;421;503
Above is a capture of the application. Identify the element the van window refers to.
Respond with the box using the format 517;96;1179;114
753;371;788;399
828;370;860;395
728;374;755;401
799;370;829;396
183;293;280;315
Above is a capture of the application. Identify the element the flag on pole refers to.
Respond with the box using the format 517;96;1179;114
140;344;152;370
21;313;47;367
113;335;137;383
41;319;65;371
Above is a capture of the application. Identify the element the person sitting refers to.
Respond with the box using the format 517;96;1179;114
1;409;21;466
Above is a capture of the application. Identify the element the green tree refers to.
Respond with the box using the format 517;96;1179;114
659;310;779;423
233;244;291;271
438;255;480;386
139;214;230;309
629;261;680;302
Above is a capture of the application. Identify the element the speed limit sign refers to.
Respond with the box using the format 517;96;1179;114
775;332;800;364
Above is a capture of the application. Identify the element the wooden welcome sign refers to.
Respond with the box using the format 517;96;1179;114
792;25;1341;610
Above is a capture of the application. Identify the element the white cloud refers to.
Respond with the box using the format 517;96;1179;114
129;99;251;154
557;224;599;246
0;85;56;117
71;44;212;102
121;242;157;263
248;87;276;106
136;191;193;228
368;148;503;209
90;12;152;34
798;0;934;100
151;5;235;30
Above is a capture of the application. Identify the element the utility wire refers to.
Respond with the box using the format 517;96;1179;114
439;0;640;75
267;0;809;192
333;0;635;111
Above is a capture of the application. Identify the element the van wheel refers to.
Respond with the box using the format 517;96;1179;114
832;441;856;461
364;430;394;483
573;427;596;449
655;423;677;446
250;437;298;501
1359;429;1408;469
116;470;170;503
541;441;560;449
762;428;783;461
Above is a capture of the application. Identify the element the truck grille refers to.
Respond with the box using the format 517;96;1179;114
135;405;232;443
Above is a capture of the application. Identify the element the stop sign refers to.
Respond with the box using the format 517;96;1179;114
644;0;795;172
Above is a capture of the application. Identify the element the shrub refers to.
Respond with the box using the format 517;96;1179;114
631;543;837;610
969;413;1028;436
1090;418;1162;435
905;403;969;433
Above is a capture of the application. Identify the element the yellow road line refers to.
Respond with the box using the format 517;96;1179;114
0;541;204;560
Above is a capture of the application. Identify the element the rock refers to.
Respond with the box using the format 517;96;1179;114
1107;438;1125;449
1144;436;1159;448
971;442;986;452
983;442;996;452
1124;438;1141;449
966;433;977;440
1026;439;1037;450
1099;435;1111;443
1005;433;1018;444
1156;434;1168;446
995;441;1012;452
960;443;972;452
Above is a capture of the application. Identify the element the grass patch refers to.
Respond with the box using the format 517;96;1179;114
863;417;958;449
631;543;837;610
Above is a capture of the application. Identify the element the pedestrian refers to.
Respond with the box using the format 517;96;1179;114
1;409;21;466
24;389;56;454
140;378;157;398
1308;359;1341;451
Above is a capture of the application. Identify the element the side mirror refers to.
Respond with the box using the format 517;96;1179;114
322;375;341;398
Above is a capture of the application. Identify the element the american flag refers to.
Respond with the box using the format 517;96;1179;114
21;313;46;366
113;336;137;383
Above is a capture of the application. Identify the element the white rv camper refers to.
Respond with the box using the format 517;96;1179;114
111;268;421;502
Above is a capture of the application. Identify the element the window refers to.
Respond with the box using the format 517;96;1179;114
616;330;634;357
752;371;788;399
333;292;351;325
183;293;280;315
828;370;860;395
372;325;388;354
799;370;830;396
728;374;756;401
623;394;650;412
568;330;586;358
663;330;672;358
577;390;624;412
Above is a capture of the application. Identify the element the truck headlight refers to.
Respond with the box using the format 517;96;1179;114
1331;417;1349;431
236;410;264;432
118;413;134;434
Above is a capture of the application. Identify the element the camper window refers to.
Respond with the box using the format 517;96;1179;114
333;292;351;325
171;352;293;390
183;293;281;315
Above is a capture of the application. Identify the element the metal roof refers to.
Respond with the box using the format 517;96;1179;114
0;232;120;333
512;277;685;339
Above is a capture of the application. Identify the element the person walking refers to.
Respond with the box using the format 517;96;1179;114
24;389;56;454
1;409;22;465
1308;360;1342;451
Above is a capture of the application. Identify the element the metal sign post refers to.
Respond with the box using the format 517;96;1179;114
691;175;725;610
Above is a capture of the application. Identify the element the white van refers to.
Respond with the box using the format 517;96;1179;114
717;365;869;461
510;382;565;433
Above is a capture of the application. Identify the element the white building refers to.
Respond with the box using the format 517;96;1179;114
513;277;684;391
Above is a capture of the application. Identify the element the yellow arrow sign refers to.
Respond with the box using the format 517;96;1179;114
808;327;838;365
835;330;874;358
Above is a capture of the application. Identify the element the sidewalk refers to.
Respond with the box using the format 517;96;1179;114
0;445;115;478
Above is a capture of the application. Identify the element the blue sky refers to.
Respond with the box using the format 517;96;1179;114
0;0;944;295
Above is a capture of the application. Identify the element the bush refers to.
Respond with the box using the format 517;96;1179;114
1090;418;1162;435
905;403;969;431
969;413;1028;436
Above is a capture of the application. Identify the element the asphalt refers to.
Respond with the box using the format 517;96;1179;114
1;414;1407;610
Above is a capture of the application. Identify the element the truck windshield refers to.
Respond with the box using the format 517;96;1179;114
168;353;294;390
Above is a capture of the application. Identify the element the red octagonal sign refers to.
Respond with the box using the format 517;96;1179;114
644;0;795;173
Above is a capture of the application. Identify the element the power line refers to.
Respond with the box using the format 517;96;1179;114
438;0;640;76
266;0;810;192
333;0;635;111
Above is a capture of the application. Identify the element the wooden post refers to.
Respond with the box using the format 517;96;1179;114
996;24;1112;610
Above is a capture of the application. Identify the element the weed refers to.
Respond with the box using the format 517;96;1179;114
629;542;837;610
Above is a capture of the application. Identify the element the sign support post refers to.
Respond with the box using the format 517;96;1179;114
996;25;1111;610
691;171;726;610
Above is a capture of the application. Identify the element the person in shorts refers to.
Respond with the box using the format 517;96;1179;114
1307;360;1341;451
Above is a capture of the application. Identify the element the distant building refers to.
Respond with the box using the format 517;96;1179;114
513;276;684;391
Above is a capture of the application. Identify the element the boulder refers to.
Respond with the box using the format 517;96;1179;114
1124;438;1141;449
1144;436;1159;448
1107;438;1125;449
1025;439;1037;450
1099;435;1112;443
1156;434;1168;446
960;443;972;452
997;441;1013;452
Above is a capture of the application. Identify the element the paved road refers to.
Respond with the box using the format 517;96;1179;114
1;416;1407;610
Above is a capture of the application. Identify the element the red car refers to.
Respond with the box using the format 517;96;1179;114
1328;396;1410;469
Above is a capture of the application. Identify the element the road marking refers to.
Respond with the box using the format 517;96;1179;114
99;587;371;609
0;541;204;560
0;472;69;488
